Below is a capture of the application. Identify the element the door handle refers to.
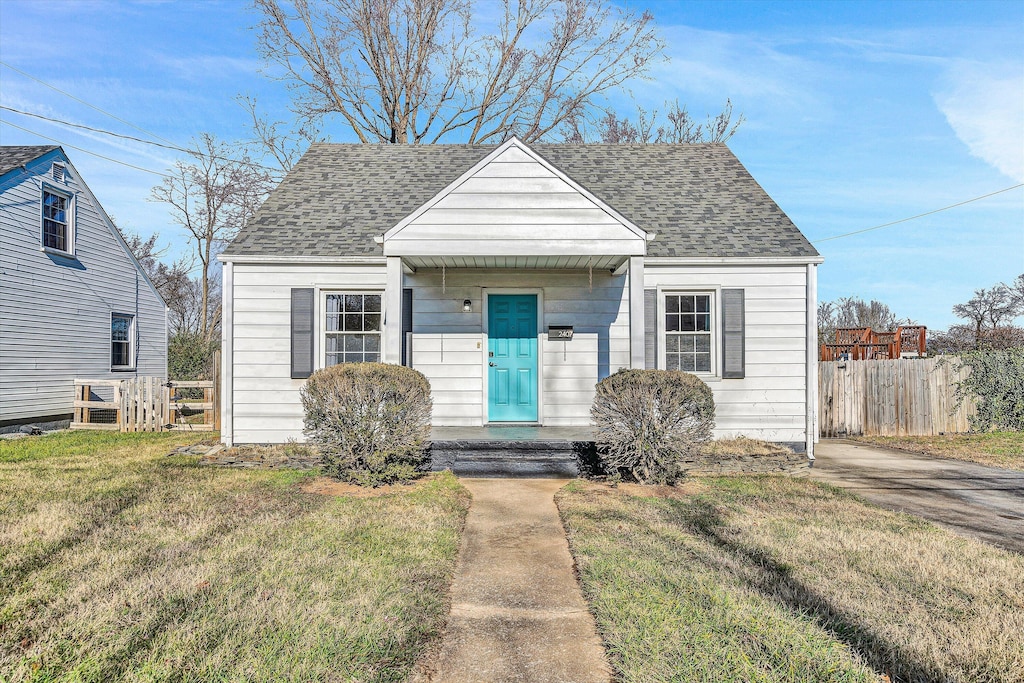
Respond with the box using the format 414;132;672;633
489;362;497;367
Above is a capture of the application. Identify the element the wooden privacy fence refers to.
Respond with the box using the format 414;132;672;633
72;377;219;432
819;357;976;437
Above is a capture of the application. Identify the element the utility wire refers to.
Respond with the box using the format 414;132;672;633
0;104;281;173
0;60;179;148
813;184;1024;243
0;119;175;179
0;104;185;151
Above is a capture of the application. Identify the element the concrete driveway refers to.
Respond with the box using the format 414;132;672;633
810;440;1024;553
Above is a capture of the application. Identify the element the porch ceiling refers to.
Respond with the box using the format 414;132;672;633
401;254;626;270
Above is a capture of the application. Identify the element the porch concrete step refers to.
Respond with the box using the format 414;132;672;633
428;439;594;478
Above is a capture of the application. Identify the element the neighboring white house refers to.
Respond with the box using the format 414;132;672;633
0;146;167;428
219;138;822;454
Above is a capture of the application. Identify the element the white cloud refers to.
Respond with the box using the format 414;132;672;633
935;63;1024;182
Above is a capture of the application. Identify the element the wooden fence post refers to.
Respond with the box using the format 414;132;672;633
213;349;222;432
82;384;91;425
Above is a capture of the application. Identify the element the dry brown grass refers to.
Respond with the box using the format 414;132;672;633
704;436;793;456
0;430;469;682
847;432;1024;470
558;477;1024;683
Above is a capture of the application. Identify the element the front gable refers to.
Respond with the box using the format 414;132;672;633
381;138;650;260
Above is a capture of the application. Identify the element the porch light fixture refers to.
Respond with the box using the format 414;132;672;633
463;299;472;312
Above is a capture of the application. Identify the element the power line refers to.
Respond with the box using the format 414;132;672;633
0;60;179;148
0;119;175;179
0;104;185;151
813;184;1024;243
0;104;282;173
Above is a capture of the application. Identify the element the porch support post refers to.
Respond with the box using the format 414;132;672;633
629;256;645;369
384;257;404;364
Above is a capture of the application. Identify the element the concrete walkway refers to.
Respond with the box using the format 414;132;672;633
810;440;1024;553
422;478;611;683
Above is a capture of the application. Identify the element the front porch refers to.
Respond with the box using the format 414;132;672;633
429;425;598;478
431;425;595;441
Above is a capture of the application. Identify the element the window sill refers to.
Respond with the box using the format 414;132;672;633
110;367;136;373
41;246;77;259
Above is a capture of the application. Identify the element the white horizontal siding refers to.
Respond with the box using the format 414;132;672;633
229;263;388;443
227;259;808;445
387;146;645;257
646;264;809;444
0;154;166;423
406;268;629;428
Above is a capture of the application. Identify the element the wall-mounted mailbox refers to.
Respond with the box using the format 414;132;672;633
548;325;574;341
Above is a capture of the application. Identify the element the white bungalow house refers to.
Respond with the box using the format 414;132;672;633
219;138;822;455
0;146;167;428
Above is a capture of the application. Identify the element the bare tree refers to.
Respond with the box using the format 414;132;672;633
150;134;273;341
565;99;743;144
929;323;1024;354
1005;274;1024;314
123;231;208;336
953;285;1020;339
239;94;319;175
818;296;911;347
252;0;666;145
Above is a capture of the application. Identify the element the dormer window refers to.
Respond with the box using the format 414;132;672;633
41;187;73;255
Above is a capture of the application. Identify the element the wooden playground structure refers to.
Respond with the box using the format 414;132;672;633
820;325;927;361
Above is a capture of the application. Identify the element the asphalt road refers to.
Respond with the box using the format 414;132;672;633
809;440;1024;553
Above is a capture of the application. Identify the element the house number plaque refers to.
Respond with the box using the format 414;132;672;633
548;326;574;340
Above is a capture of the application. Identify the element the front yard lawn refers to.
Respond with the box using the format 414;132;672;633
557;477;1024;683
0;431;469;682
847;431;1024;471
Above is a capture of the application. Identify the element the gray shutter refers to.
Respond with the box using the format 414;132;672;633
722;289;745;379
291;288;315;379
401;288;413;367
644;288;657;369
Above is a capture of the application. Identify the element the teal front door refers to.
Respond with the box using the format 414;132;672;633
488;294;538;422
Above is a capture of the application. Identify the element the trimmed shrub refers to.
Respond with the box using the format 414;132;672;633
591;369;715;484
953;348;1024;432
300;363;432;485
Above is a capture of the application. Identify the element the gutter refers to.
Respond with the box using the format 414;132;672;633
217;254;386;265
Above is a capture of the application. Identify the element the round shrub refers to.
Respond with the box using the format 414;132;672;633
300;363;432;486
590;369;715;484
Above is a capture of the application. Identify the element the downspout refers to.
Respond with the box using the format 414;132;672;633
806;263;818;463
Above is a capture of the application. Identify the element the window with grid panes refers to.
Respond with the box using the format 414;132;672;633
111;314;133;369
42;188;71;253
665;293;712;373
325;293;382;365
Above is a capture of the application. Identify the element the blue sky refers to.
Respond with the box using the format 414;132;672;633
1;0;1021;329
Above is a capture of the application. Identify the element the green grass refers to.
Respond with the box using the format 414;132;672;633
557;477;1024;683
0;430;469;682
847;431;1024;470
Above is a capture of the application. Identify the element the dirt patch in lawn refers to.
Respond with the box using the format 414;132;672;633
301;476;432;498
609;480;706;499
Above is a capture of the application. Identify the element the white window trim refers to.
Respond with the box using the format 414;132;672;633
40;183;75;257
110;312;136;372
657;288;721;379
317;289;385;369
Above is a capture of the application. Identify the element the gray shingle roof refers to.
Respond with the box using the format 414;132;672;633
224;142;818;259
0;145;59;177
